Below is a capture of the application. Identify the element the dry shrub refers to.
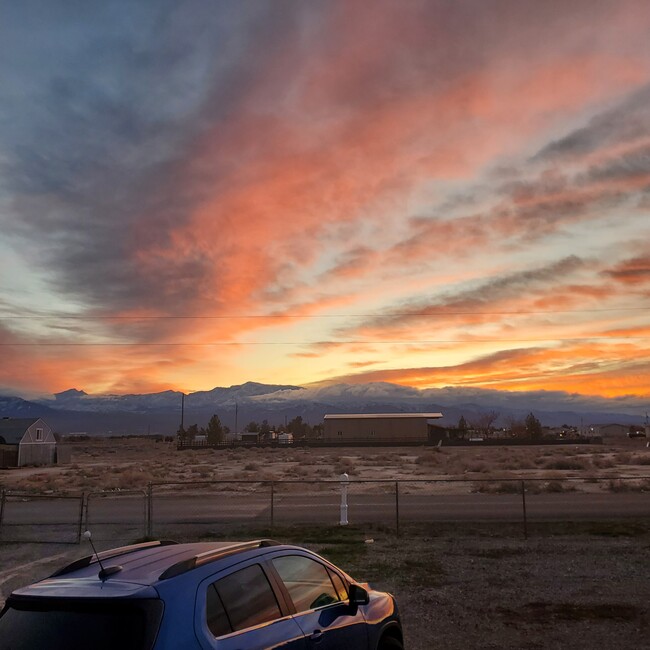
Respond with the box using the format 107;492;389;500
630;454;650;466
415;453;439;466
472;480;521;494
334;458;354;475
371;453;399;466
607;479;650;492
113;468;151;489
543;458;590;471
592;457;616;469
287;465;309;478
543;480;577;493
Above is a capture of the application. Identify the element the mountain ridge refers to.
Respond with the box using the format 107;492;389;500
1;381;647;435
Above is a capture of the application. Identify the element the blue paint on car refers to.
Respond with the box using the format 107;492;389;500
0;539;403;649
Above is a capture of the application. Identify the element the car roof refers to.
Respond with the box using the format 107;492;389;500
11;539;295;600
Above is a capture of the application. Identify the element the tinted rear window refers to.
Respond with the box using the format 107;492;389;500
0;598;163;650
210;564;281;635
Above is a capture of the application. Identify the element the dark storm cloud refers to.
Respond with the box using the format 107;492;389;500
0;1;312;322
340;256;586;334
603;255;650;285
533;83;650;162
579;144;650;185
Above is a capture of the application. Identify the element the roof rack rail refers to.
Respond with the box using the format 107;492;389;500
51;540;179;577
159;539;281;580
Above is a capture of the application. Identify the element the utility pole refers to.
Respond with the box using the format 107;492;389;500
235;402;238;434
180;393;185;430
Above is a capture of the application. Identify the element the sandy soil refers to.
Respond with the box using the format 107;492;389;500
1;436;649;495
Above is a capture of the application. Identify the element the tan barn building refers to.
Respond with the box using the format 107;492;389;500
323;413;443;444
590;423;638;438
0;417;57;467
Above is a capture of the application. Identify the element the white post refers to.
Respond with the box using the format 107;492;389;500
339;472;349;526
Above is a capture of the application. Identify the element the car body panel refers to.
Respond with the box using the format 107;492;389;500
1;540;403;650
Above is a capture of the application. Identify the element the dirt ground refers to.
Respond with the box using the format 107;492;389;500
1;436;649;494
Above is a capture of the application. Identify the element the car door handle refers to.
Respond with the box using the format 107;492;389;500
310;629;323;642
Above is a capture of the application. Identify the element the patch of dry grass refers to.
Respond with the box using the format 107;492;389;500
2;437;649;496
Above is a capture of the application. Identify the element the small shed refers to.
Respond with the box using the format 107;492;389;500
0;417;57;467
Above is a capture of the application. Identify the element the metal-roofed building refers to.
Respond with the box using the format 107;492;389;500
0;417;57;467
323;413;443;445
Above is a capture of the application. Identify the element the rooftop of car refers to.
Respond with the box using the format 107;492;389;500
11;539;287;600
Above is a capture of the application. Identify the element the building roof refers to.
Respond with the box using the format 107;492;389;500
0;417;40;444
324;413;443;420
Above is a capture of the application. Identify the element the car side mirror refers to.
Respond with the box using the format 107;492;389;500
348;583;369;605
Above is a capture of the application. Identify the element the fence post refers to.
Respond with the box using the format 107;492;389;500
146;483;153;539
0;488;5;533
84;492;91;532
395;481;400;537
270;481;275;528
77;493;85;544
339;473;349;526
142;490;147;539
521;480;528;540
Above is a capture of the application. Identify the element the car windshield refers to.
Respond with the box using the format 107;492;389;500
0;598;164;650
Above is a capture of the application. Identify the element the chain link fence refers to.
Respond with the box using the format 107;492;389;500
0;491;84;543
1;476;648;543
83;490;148;544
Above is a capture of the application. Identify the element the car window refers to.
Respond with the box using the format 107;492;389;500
272;555;340;612
0;598;163;650
208;563;281;636
328;569;348;601
206;584;231;637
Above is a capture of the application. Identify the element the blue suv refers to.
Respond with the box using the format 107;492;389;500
0;539;404;649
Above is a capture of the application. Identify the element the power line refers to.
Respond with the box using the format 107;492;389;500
1;307;649;320
1;336;649;346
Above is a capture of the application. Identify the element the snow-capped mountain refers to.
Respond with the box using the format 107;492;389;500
0;381;647;435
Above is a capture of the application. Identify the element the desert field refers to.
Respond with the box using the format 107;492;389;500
1;436;649;494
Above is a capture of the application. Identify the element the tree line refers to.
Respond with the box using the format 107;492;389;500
177;415;323;444
452;412;544;440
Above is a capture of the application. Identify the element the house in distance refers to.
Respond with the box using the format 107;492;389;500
323;413;443;445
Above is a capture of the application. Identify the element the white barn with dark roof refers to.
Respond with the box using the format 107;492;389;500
0;417;57;467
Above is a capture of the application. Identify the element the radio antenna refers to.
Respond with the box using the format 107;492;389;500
84;530;122;580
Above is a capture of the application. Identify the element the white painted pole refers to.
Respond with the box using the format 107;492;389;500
339;472;349;526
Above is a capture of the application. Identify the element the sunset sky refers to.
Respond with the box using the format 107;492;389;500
1;1;649;399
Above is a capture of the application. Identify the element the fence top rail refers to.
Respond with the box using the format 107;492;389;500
2;491;84;500
148;475;650;488
86;489;147;498
3;475;649;501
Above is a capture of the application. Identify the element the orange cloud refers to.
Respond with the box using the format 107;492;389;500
328;341;650;398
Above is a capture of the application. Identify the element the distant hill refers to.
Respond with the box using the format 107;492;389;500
0;381;646;436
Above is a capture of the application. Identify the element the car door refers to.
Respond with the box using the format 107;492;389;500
269;554;368;650
195;562;308;650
